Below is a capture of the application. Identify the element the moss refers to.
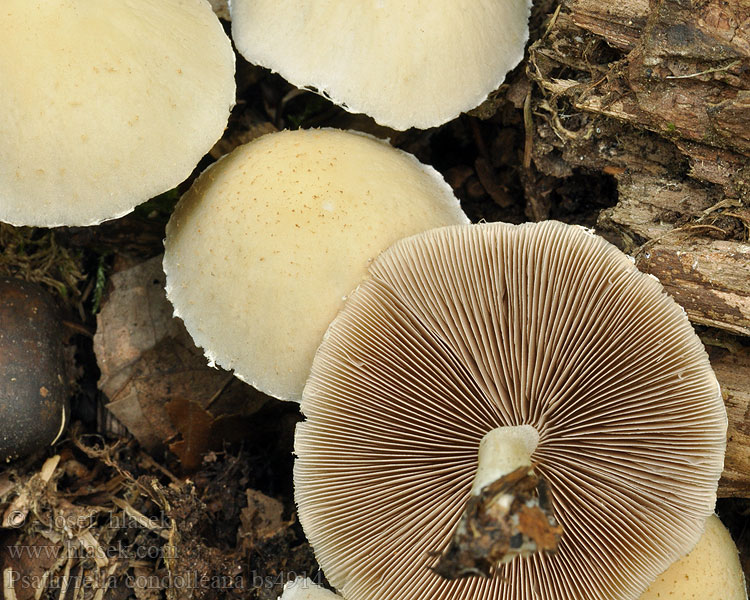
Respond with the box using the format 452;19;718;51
0;224;85;305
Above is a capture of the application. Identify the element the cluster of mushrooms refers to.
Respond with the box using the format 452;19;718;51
0;1;746;599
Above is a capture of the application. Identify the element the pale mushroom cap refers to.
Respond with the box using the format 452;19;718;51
279;578;342;600
0;0;235;227
296;221;727;600
639;514;747;600
163;128;468;401
230;0;532;130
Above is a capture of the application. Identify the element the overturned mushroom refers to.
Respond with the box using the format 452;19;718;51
0;0;235;227
295;221;727;600
163;128;467;401
229;0;532;130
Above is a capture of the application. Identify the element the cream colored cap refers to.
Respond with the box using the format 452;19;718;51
229;0;532;130
163;128;468;401
0;0;235;227
279;578;341;600
640;514;747;600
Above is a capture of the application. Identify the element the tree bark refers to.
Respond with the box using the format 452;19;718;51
597;173;750;336
712;344;750;497
526;0;750;496
528;0;749;217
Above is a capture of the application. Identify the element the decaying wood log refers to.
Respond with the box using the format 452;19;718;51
596;172;750;335
530;0;749;184
527;0;749;337
537;0;750;159
525;1;750;496
712;344;750;497
529;0;750;196
637;237;750;336
568;0;649;52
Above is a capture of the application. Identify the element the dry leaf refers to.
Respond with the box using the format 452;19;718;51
94;256;268;455
239;490;290;551
165;398;257;472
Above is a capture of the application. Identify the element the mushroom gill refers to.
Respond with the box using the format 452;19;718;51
295;221;727;600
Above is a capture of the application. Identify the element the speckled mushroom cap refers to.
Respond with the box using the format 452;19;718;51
0;0;235;227
639;514;747;600
163;128;468;402
296;221;727;600
229;0;532;130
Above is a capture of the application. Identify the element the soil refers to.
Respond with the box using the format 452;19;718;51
0;2;748;599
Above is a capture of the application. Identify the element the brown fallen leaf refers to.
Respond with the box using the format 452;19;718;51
94;256;268;458
166;398;258;472
238;490;292;552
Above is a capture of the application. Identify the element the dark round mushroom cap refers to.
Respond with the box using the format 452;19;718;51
295;221;727;600
0;279;68;462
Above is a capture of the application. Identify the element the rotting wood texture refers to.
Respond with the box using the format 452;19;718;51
528;0;749;336
526;0;749;497
531;0;750;182
712;344;750;497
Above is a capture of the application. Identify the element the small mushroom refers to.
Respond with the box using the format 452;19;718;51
279;578;341;600
0;279;68;462
295;221;727;600
0;0;235;227
639;514;747;600
163;128;468;401
229;1;532;130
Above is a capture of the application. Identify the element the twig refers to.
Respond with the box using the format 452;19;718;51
138;452;182;486
542;3;562;39
523;91;534;169
62;320;94;338
665;60;741;80
110;496;170;540
204;373;236;412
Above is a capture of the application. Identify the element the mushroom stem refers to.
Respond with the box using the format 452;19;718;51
432;424;562;580
471;425;539;496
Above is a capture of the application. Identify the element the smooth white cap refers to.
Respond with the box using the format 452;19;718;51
0;0;235;227
230;0;532;130
279;578;341;600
